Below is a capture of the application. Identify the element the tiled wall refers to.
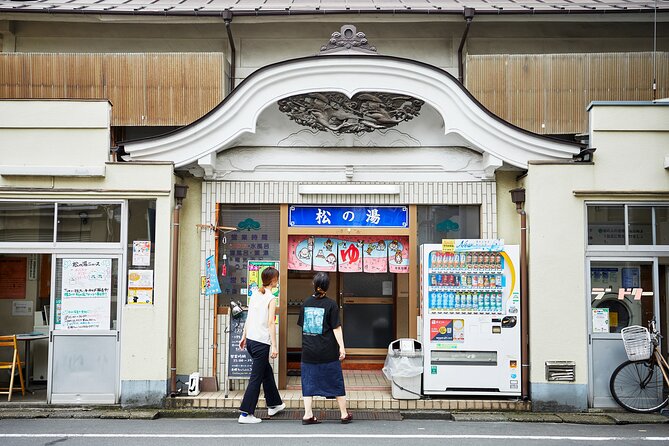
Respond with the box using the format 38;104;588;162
199;181;496;380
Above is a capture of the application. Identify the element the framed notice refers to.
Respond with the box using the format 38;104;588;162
60;259;112;330
592;308;610;333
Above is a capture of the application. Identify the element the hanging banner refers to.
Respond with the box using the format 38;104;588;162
60;259;112;330
204;255;221;296
337;238;363;273
287;236;313;271
363;237;388;273
312;237;337;272
388;237;410;273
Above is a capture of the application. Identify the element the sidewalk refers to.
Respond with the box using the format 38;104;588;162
0;405;667;425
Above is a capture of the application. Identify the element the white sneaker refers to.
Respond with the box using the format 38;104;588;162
267;403;286;416
238;413;262;424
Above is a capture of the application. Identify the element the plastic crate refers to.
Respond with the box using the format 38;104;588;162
621;325;652;361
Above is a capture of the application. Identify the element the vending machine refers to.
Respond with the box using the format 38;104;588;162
421;240;521;396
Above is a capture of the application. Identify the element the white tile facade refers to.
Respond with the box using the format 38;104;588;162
199;180;496;378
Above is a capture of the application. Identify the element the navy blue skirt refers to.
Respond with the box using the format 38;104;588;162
301;360;346;398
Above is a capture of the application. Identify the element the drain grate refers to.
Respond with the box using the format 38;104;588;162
254;409;402;421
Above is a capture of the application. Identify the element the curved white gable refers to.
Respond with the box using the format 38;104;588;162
123;55;582;169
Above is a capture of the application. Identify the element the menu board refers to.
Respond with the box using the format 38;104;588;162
227;310;253;378
60;258;112;330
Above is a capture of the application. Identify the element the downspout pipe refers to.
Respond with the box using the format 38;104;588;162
457;7;475;85
510;188;530;401
223;11;236;94
170;184;188;397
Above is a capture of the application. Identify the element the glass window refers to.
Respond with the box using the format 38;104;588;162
587;205;625;245
126;200;156;305
56;203;121;243
218;205;280;306
0;202;54;242
628;206;653;245
655;207;669;245
417;205;480;245
590;261;654;333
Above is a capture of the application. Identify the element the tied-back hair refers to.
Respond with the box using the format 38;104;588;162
313;272;330;299
259;267;279;294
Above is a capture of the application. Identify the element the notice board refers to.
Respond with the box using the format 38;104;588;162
227;310;253;378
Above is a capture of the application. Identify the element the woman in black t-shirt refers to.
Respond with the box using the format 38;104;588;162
297;272;352;425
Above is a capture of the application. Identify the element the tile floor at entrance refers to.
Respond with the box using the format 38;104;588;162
166;370;531;411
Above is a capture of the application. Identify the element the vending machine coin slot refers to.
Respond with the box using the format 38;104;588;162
501;316;517;328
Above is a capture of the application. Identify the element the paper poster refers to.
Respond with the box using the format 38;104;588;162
592;308;610;333
388;237;409;273
287;236;312;271
430;319;464;343
247;260;280;303
337;238;363;273
128;269;154;305
132;241;151;266
205;255;221;296
60;258;112;330
312;237;337;272
12;300;33;316
363;237;388;273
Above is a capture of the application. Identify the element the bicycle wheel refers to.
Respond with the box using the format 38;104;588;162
609;359;669;413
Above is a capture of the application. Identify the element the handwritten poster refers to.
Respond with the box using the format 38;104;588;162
60;258;112;330
132;241;151;266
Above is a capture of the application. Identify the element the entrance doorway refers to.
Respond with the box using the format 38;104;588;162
588;258;659;407
339;272;395;355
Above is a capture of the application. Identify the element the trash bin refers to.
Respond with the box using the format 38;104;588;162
382;338;423;400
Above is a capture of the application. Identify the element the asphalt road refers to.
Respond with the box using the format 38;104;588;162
1;418;669;446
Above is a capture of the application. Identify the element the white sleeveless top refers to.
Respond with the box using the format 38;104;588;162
245;288;274;345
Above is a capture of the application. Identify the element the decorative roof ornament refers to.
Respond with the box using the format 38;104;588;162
277;91;424;135
319;25;377;55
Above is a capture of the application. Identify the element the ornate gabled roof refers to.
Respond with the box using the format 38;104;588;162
0;0;666;16
122;55;583;170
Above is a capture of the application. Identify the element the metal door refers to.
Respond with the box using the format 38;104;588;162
339;272;395;355
587;258;659;407
48;255;122;404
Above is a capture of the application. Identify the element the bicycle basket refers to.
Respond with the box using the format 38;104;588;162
621;325;652;361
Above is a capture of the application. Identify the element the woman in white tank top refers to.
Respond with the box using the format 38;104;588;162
238;267;285;423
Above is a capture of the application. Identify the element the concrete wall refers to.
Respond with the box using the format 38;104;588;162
526;103;669;410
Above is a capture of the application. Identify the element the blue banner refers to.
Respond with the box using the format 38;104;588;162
289;206;408;228
205;255;221;296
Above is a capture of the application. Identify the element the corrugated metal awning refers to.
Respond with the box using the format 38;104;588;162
0;0;666;16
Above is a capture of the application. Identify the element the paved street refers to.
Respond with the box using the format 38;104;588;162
1;418;669;446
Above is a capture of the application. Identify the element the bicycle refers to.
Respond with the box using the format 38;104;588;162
609;320;669;413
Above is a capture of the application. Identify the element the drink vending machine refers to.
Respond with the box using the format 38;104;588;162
421;240;521;396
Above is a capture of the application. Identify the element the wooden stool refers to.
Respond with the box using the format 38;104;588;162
0;335;26;401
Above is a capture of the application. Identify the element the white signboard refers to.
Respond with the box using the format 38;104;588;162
12;300;33;316
61;259;112;330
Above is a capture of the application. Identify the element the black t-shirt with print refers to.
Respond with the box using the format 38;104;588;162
297;295;341;364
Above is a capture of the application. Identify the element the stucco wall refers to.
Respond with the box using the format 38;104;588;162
526;103;669;409
175;175;202;377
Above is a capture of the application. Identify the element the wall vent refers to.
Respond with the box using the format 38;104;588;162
545;361;576;382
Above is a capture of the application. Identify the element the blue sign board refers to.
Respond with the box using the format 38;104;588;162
204;255;221;295
289;206;408;228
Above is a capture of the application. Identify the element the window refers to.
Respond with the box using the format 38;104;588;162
56;203;121;243
587;204;669;246
417;205;480;245
0;202;54;242
218;205;280;306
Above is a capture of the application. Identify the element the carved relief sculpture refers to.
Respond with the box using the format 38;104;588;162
277;92;425;135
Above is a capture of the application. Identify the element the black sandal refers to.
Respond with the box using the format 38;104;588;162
340;413;353;424
302;416;321;425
